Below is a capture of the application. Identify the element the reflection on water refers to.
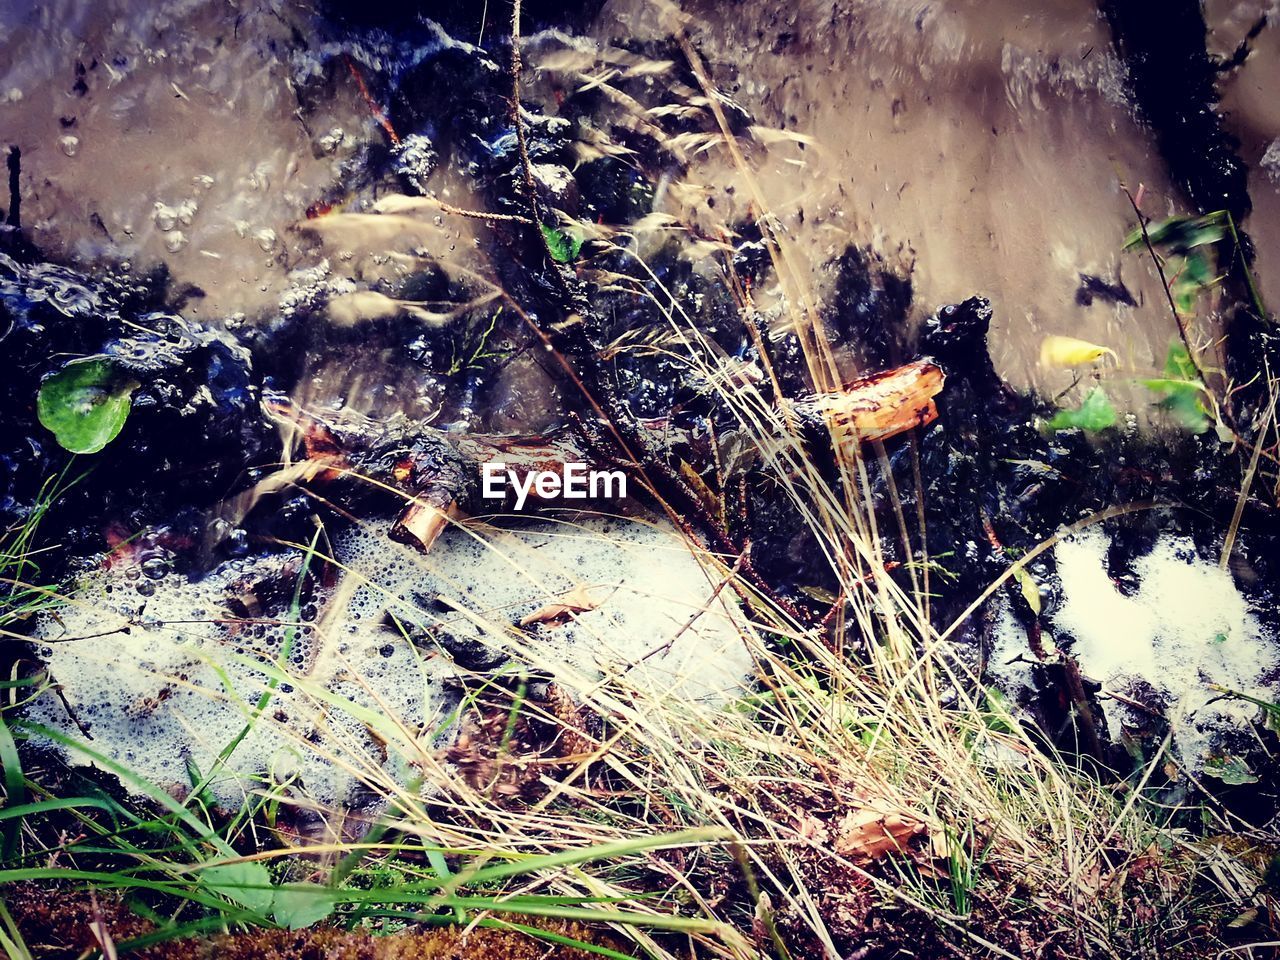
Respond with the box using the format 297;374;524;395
1;0;1276;415
594;0;1199;396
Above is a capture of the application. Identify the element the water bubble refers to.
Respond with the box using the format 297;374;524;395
253;228;277;252
164;231;189;252
58;135;79;157
140;557;170;580
154;203;178;230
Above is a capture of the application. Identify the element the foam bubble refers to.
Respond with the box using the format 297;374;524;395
990;527;1279;773
29;516;754;807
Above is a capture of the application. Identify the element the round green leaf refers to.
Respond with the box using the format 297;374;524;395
272;883;338;929
36;359;138;454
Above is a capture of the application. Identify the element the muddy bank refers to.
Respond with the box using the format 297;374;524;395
5;0;1276;403
3;0;1280;828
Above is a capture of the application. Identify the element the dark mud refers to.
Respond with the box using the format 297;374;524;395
3;7;1280;828
1103;0;1279;405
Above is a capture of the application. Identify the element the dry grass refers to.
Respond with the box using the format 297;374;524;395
4;10;1277;960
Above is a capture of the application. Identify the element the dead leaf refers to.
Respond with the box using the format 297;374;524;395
520;584;603;627
1039;334;1117;369
1075;858;1109;898
832;802;928;863
1228;907;1258;929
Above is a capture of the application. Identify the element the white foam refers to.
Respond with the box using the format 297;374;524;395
991;527;1278;772
29;516;754;806
337;516;756;706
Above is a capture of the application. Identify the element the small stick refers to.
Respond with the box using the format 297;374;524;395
344;55;400;146
437;201;533;227
1121;185;1210;390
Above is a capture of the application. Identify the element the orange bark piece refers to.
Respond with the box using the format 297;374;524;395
798;359;944;443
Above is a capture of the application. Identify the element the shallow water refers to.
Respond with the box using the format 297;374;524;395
0;0;362;318
4;0;1276;408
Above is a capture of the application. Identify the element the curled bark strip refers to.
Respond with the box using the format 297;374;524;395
790;360;944;445
391;498;462;553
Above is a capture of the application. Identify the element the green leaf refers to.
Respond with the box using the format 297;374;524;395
1171;251;1217;313
1124;212;1227;254
1144;342;1212;433
36;359;138;454
1045;387;1117;433
271;884;337;930
540;223;584;263
981;686;1016;734
1146;380;1211;433
1162;342;1199;380
200;861;274;915
1203;754;1258;786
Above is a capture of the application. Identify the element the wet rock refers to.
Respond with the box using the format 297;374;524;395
530;162;580;214
575;158;656;223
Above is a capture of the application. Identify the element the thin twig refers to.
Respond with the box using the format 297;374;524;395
438;201;534;227
1121;185;1209;389
623;549;747;673
505;1;806;624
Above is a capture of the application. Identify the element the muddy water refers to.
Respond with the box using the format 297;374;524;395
2;0;1277;404
0;0;370;320
592;0;1217;395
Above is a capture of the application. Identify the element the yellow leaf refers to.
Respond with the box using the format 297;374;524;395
1039;335;1117;369
1013;566;1042;616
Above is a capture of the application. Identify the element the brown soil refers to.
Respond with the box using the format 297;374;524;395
5;883;631;960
